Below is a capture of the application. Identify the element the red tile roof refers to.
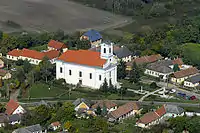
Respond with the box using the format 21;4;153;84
137;112;159;125
110;102;140;119
126;54;162;66
5;99;19;115
8;49;59;61
48;40;67;50
173;67;199;78
155;105;166;117
172;58;183;65
51;121;61;127
7;49;21;57
42;50;60;60
21;48;45;60
92;100;117;110
58;50;107;67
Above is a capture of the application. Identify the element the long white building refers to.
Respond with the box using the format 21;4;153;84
56;42;117;89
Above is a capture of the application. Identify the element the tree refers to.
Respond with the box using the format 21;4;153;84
100;78;108;93
101;104;107;116
95;105;102;115
22;60;32;73
129;62;141;83
173;64;180;72
52;102;75;123
108;79;116;93
53;29;64;41
117;60;126;79
39;56;53;82
15;67;26;83
150;82;157;89
76;39;90;50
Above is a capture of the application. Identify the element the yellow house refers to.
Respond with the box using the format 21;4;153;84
72;98;91;111
171;67;199;84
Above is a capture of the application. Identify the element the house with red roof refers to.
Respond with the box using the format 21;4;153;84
48;40;68;52
136;104;184;128
56;42;118;89
108;102;141;122
7;48;60;65
92;100;117;113
5;99;26;116
171;67;199;84
49;121;61;131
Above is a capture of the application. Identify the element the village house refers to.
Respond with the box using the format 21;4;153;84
92;100;117;113
89;45;133;63
73;98;92;111
0;69;11;80
126;54;162;71
7;48;60;65
49;121;61;131
0;59;4;68
72;98;95;118
5;99;26;116
12;124;45;133
136;104;184;128
184;74;200;88
56;41;118;89
144;60;174;80
80;29;102;47
0;113;8;127
9;114;21;125
108;102;141;122
171;67;199;84
47;40;68;52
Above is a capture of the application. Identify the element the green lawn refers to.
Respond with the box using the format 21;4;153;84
182;43;200;65
29;83;67;98
28;82;142;100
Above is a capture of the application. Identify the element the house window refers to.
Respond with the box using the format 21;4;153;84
99;75;102;81
90;73;92;79
104;48;106;53
109;48;111;53
60;67;63;73
109;71;111;78
69;70;72;75
79;71;82;77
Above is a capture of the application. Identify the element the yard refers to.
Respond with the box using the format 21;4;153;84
28;82;142;100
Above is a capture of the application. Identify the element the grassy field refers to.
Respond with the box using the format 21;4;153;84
29;83;67;98
28;82;142;100
182;43;200;64
0;0;130;33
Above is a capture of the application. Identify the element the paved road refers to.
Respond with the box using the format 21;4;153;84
141;79;200;99
18;100;200;108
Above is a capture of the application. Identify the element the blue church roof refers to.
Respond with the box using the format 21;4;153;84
83;29;102;42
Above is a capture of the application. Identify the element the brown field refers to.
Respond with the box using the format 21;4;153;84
0;0;131;33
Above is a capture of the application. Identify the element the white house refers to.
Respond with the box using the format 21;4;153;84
5;99;26;116
7;48;60;65
184;73;200;88
145;60;174;80
56;42;118;89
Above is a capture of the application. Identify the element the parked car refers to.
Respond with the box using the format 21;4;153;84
190;95;197;100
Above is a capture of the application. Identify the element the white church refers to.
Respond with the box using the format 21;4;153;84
56;41;118;89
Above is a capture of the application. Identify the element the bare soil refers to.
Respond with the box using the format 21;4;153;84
0;0;131;33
